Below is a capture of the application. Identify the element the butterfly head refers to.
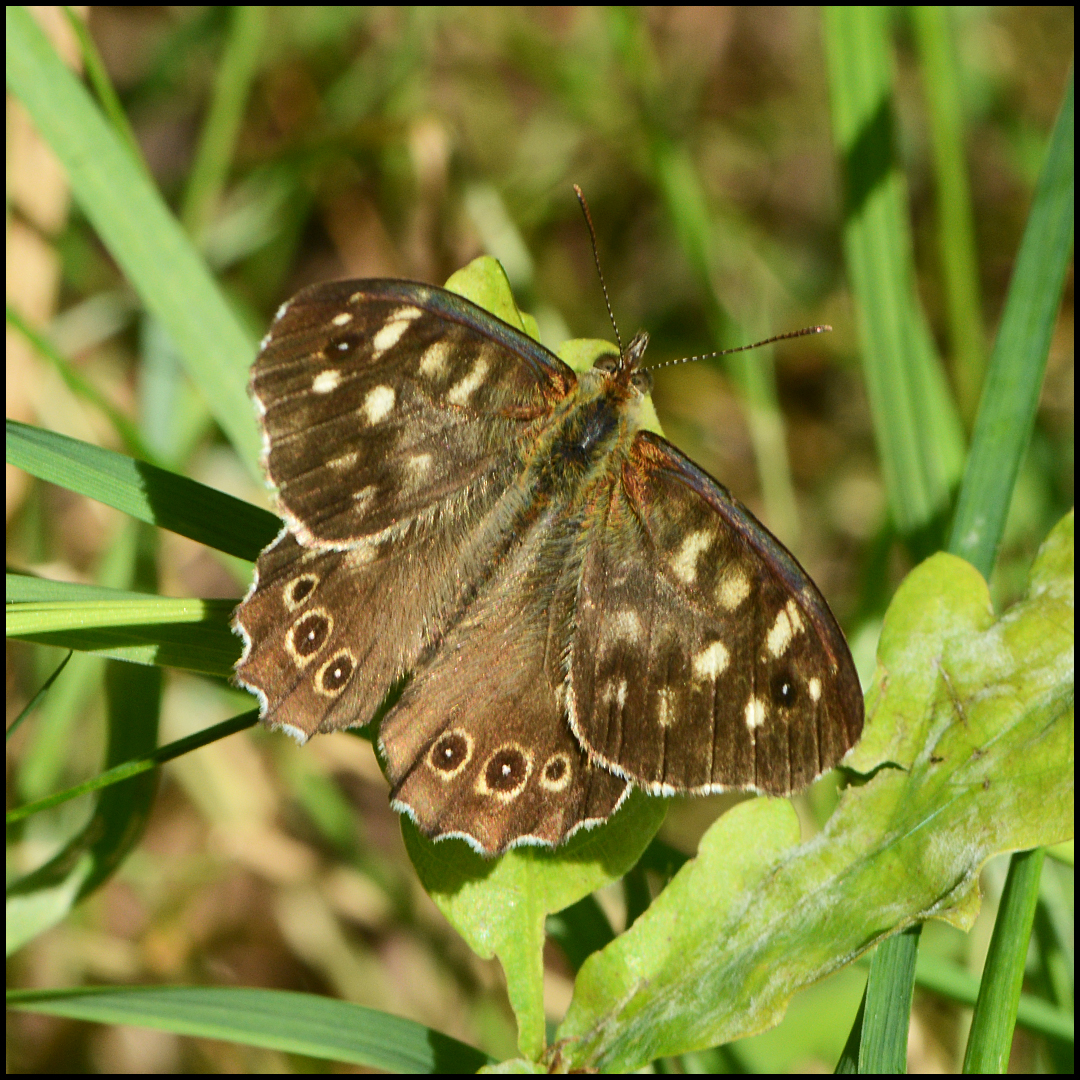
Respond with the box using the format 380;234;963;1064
593;330;654;397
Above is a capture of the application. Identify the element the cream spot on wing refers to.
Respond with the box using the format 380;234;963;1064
405;452;433;480
331;312;353;327
767;598;806;657
615;679;628;709
808;677;822;703
370;307;423;358
716;566;751;611
328;450;359;471
656;688;674;728
312;369;341;394
362;385;395;424
692;640;730;680
345;537;380;567
419;341;451;379
670;530;712;585
447;356;489;406
745;696;766;730
611;609;643;643
352;484;377;510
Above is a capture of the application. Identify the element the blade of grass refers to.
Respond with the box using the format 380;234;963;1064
7;304;161;464
824;5;966;545
858;925;920;1072
946;74;1072;1073
5;650;71;743
60;5;147;174
7;577;241;677
946;72;1074;580
180;6;266;240
911;6;989;430
7;655;161;954
963;849;1047;1071
6;6;262;474
822;7;965;1068
5;985;491;1072
6;711;258;827
6;420;280;560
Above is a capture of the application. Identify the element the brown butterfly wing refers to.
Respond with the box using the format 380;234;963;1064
235;281;576;740
566;431;864;796
378;514;630;855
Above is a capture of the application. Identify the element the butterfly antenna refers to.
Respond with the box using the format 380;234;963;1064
651;324;833;370
573;185;624;357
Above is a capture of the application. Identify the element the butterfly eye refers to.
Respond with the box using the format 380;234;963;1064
630;369;653;395
593;354;620;375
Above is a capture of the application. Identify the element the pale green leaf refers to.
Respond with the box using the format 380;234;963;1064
555;512;1073;1071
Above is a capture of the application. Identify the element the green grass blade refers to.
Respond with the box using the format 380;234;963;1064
5;6;261;474
180;6;266;239
6;711;258;827
5;985;491;1072
6;304;160;464
947;71;1074;581
945;74;1072;1075
6;419;279;560
858;925;920;1072
963;849;1047;1072
7;658;161;955
5;649;71;743
824;6;966;542
7;576;240;677
911;7;989;430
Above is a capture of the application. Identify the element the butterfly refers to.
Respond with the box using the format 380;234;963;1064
233;263;864;855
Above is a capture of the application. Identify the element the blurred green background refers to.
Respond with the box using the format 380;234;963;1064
6;6;1072;1072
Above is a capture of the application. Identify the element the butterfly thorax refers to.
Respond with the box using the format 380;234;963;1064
529;334;652;498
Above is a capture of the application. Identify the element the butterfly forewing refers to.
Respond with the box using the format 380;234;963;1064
236;281;576;743
567;432;864;795
251;280;572;547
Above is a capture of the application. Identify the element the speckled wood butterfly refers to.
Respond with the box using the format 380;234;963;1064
233;261;863;856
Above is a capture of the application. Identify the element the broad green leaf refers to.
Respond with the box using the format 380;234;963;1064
444;255;542;343
554;512;1072;1071
6;985;490;1072
403;791;666;1062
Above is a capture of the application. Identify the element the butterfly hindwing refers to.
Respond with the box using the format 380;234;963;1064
379;512;629;853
